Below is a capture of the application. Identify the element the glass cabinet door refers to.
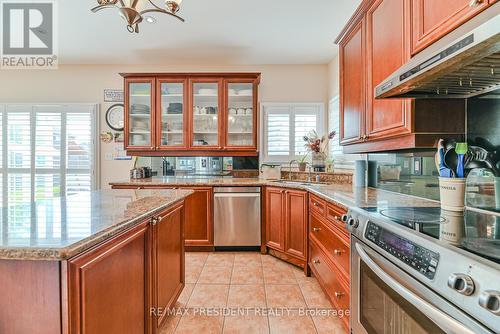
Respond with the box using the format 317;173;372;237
226;82;255;147
126;79;154;149
158;80;186;149
191;81;221;148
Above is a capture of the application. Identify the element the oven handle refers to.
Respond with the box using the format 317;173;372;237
355;243;477;334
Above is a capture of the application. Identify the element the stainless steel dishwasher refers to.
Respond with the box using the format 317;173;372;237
214;187;261;248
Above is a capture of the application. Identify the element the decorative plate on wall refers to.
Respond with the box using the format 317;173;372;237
105;104;124;131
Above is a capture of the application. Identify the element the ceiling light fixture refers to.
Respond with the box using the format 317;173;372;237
91;0;184;34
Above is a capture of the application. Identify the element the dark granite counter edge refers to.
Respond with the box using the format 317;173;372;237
0;192;193;261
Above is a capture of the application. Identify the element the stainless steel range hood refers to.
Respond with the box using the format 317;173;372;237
376;4;500;99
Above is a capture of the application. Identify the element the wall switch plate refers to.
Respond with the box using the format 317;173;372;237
413;157;423;175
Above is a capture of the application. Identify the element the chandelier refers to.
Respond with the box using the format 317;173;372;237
91;0;184;33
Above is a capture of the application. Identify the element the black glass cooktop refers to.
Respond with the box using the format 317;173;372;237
361;206;500;264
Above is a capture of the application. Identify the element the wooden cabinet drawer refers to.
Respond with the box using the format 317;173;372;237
309;238;350;313
326;203;348;236
310;214;350;277
309;194;326;217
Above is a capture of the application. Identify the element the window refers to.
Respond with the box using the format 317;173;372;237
327;96;364;169
262;103;324;163
0;104;98;208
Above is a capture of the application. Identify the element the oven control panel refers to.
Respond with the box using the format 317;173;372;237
365;222;440;279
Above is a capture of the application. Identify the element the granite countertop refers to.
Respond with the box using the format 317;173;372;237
110;177;440;211
0;189;193;261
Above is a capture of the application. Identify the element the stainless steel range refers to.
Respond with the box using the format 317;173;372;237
345;206;500;334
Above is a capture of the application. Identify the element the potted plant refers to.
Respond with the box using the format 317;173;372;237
297;154;309;171
303;130;336;172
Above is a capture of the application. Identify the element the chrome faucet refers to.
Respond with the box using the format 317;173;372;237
288;160;298;180
307;164;313;182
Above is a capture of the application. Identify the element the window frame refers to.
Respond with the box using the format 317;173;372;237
260;102;325;163
0;103;100;206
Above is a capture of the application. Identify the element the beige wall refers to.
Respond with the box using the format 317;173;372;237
0;64;328;188
327;55;340;100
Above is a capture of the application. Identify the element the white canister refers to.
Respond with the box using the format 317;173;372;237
439;177;466;211
439;210;465;245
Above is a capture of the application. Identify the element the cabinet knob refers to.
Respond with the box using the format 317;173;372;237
313;227;321;232
313;259;320;264
334;292;345;298
334;216;340;220
150;217;158;226
333;249;344;256
313;202;318;207
157;216;163;222
137;187;142;190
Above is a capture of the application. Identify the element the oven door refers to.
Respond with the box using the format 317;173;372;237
350;237;493;334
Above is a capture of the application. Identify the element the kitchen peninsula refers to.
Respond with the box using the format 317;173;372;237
0;189;193;334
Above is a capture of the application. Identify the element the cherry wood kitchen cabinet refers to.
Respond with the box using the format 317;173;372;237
308;195;350;331
308;198;350;332
265;187;286;251
336;0;468;153
125;77;157;152
339;19;365;145
224;78;259;152
183;187;213;249
66;202;185;334
66;220;152;334
111;185;214;250
151;204;184;331
411;0;490;55
122;73;260;157
156;78;189;150
265;187;308;271
365;0;412;141
284;189;308;260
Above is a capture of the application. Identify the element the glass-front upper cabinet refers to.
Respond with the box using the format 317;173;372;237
225;80;257;149
125;78;155;150
157;79;187;149
191;80;222;148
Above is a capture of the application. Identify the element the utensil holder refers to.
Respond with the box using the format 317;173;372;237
439;177;466;211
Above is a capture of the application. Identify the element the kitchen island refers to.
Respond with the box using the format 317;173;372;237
0;189;193;334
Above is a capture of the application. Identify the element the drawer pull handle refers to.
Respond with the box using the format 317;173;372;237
313;227;321;232
334;292;345;298
137;187;142;190
313;259;320;264
333;249;345;256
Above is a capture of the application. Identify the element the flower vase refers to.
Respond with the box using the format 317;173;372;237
298;162;307;172
312;152;326;172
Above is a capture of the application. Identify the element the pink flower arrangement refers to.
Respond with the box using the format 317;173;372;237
303;130;336;155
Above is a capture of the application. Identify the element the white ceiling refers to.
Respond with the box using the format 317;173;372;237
59;0;361;65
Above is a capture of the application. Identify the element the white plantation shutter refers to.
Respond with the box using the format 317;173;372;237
0;103;97;241
262;103;323;162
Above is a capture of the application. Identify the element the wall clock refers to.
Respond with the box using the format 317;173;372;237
105;104;124;131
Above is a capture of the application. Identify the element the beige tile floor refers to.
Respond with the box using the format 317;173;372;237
160;252;348;334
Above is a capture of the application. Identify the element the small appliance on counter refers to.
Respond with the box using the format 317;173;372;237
259;163;281;180
130;167;153;179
